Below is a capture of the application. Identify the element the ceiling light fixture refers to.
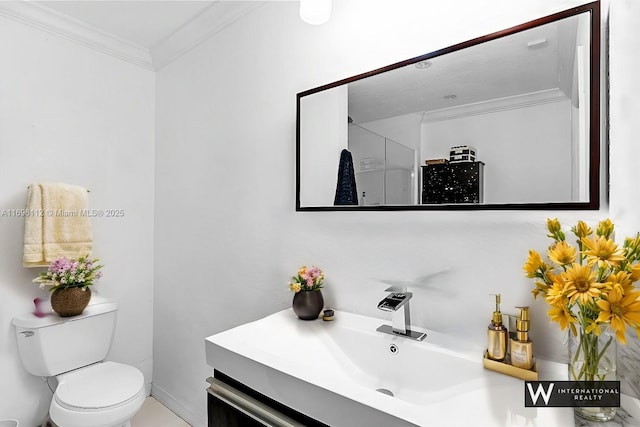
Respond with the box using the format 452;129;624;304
300;0;332;25
414;60;432;69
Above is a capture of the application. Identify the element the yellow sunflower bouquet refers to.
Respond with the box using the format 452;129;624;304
524;218;640;392
524;218;640;344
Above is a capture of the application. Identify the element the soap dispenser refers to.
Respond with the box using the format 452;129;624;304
510;306;534;369
487;294;508;361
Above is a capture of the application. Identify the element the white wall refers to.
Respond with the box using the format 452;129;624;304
608;0;640;399
299;85;348;206
153;1;609;426
609;0;640;233
0;16;155;426
423;99;573;204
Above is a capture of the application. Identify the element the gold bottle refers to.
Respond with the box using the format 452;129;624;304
487;294;507;361
510;306;534;369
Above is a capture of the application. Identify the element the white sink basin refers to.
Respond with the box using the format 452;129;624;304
321;319;489;406
206;309;575;426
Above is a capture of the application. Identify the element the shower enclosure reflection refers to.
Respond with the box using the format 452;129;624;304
349;123;416;206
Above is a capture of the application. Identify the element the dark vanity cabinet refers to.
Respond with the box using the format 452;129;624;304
421;161;484;204
207;371;328;427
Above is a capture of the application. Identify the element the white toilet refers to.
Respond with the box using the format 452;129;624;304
12;297;145;427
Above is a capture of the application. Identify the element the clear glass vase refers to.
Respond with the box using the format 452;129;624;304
568;324;617;422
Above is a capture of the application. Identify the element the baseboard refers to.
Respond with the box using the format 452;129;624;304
151;383;205;427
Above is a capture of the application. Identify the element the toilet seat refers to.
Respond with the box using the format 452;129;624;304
50;361;145;427
55;361;143;410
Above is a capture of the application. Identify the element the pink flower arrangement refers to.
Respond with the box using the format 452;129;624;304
288;265;324;292
33;255;103;291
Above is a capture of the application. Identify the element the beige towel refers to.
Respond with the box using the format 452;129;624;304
23;183;93;267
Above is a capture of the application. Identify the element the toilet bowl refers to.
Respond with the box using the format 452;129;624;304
50;362;145;427
12;298;146;427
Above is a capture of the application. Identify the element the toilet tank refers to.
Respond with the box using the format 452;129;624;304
12;298;118;377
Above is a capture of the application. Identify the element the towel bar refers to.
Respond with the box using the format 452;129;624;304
28;186;90;192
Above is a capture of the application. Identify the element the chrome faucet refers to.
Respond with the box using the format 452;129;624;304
376;287;426;341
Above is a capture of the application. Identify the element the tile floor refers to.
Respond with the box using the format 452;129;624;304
131;397;191;426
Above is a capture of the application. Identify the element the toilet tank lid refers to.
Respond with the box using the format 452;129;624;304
12;297;118;329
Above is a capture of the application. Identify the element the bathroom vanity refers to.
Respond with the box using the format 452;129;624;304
205;309;578;426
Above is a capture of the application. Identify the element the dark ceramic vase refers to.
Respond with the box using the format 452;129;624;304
292;290;324;320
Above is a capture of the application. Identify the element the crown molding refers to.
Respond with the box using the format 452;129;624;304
151;2;265;70
421;88;569;123
0;1;266;71
0;1;155;70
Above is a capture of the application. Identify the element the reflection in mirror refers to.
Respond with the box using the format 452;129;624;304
349;123;416;206
296;2;600;211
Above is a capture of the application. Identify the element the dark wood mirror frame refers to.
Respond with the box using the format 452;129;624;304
296;1;600;211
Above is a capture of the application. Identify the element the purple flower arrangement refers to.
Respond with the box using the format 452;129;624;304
33;255;104;291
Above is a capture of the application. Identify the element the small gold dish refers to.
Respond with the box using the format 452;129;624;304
483;350;539;381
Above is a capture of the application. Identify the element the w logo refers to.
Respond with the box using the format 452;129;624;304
526;382;555;406
524;380;620;407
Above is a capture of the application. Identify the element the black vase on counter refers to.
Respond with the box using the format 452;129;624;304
292;290;324;320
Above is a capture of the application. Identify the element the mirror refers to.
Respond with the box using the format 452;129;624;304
296;2;600;211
